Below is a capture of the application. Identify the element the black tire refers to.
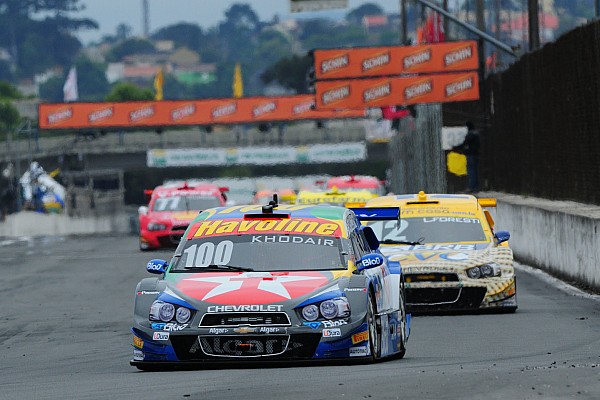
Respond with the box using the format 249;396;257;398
367;292;380;361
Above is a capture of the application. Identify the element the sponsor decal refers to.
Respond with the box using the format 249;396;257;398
344;288;367;292
231;326;283;334
253;102;277;118
208;328;229;334
133;336;144;349
251;235;335;247
192;218;341;238
322;328;342;337
153;332;170;341
129;106;155;122
171;104;196;121
349;346;369;357
293;101;314;115
259;326;283;334
403;48;432;70
146;262;165;272
303;321;322;329
362;52;391;72
233;326;256;334
444;45;473;67
361;256;383;267
47;107;73;125
88;107;114;123
321;54;349;74
183;272;328;304
363;82;391;103
207;304;284;313
445;77;474;98
151;322;188;331
137;290;160;296
322;319;348;328
133;349;144;361
211;103;237;119
351;330;369;345
404;79;433;101
423;217;481;224
322;85;351;106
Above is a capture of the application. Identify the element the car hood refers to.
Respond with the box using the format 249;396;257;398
380;242;493;266
161;271;348;308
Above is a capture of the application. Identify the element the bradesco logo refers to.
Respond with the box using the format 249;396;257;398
192;218;342;238
47;107;73;125
444;44;474;67
445;76;474;98
320;54;349;74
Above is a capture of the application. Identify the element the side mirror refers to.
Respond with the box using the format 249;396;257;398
147;259;168;274
357;253;384;272
494;230;510;245
138;206;148;215
360;226;380;250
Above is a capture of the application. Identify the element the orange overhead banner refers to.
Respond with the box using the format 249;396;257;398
38;95;366;130
314;72;479;110
312;41;478;80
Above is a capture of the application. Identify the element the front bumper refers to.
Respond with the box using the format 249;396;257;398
140;229;185;249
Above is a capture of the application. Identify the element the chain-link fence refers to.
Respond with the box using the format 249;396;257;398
388;104;446;194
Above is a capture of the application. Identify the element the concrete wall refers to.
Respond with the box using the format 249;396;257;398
0;211;134;237
489;192;600;291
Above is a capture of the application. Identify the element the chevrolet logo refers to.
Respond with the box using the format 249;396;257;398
233;326;257;334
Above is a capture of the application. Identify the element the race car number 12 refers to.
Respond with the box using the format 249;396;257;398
183;241;233;267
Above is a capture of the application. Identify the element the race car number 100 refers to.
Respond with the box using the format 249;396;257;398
183;241;234;267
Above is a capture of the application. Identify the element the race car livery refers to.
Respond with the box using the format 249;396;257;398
138;181;228;250
131;203;409;369
362;192;517;313
296;186;377;208
326;175;386;196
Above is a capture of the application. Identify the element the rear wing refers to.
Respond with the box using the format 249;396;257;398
350;207;400;221
477;198;497;207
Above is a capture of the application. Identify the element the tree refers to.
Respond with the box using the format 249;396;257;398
152;23;203;52
74;56;110;101
116;23;132;41
346;3;385;24
38;76;64;102
0;81;22;100
220;4;260;35
0;101;20;134
106;38;155;62
105;82;154;102
261;55;313;94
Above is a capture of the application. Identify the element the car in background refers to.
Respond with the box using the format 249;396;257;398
362;192;516;313
130;202;409;369
138;182;228;250
325;176;386;197
252;189;296;205
296;187;377;208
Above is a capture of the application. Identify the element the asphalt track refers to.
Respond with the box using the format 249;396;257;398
1;235;599;400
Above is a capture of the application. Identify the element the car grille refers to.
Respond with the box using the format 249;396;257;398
171;225;189;231
170;334;321;360
200;313;291;327
157;235;182;247
407;288;461;305
405;273;459;283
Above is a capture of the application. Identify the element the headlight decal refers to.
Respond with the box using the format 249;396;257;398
157;290;196;310
296;284;345;308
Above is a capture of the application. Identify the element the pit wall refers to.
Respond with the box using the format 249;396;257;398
489;192;600;291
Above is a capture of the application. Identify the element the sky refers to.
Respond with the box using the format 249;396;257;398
76;0;402;44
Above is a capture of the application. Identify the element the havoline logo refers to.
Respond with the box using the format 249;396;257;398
444;45;473;67
320;54;349;74
321;85;350;105
363;82;391;103
404;79;433;101
445;76;474;97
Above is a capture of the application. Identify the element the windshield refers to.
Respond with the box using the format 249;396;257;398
366;216;488;244
171;234;349;272
151;195;221;212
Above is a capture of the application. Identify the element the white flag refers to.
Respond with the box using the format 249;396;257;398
63;67;78;102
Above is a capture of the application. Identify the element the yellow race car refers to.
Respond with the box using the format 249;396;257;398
296;187;378;208
361;191;516;313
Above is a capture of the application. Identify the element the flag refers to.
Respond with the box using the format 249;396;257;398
63;67;78;102
232;63;243;98
154;68;164;101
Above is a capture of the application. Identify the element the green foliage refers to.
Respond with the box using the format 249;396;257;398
346;3;385;24
0;101;20;133
261;55;312;94
38;76;64;102
152;23;203;52
75;56;110;101
105;82;154;102
107;38;155;62
0;81;22;100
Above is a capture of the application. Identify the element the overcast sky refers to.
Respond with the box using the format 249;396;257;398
76;0;401;44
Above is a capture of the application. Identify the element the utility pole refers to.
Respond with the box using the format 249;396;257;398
528;0;540;51
442;0;449;40
596;0;600;18
401;0;408;44
142;0;150;38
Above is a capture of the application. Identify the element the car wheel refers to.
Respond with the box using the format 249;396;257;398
367;292;380;361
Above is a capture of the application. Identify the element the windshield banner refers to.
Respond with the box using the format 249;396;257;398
189;218;343;239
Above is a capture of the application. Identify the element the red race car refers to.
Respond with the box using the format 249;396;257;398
138;182;228;250
325;176;386;196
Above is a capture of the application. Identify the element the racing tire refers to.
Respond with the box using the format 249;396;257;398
395;275;408;359
367;292;380;361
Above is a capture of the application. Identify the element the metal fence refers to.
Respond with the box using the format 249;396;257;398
388;104;446;194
